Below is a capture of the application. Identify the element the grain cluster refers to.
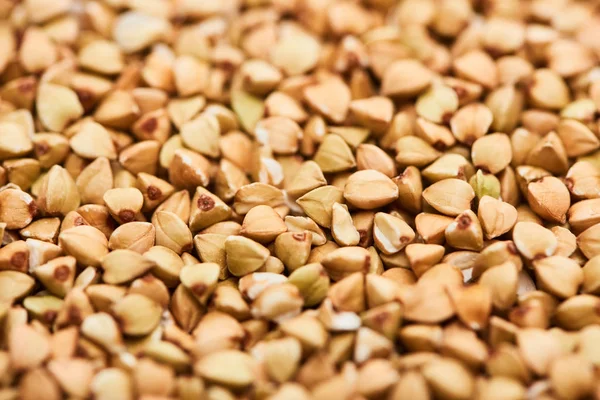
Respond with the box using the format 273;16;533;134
0;0;600;399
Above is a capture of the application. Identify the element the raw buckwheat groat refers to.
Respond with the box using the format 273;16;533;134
1;0;600;399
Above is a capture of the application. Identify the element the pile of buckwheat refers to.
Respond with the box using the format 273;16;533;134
2;0;600;399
